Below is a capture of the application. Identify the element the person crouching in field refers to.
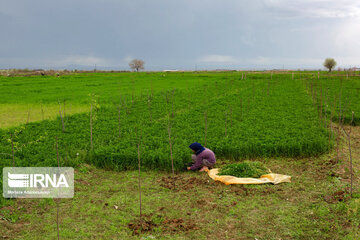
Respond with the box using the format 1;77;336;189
187;142;216;172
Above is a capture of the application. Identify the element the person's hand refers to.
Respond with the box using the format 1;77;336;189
187;167;191;170
199;166;208;172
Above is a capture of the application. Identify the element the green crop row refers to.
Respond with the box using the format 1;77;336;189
302;73;360;125
0;73;331;175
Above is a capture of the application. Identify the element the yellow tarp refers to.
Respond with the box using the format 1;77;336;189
205;168;291;185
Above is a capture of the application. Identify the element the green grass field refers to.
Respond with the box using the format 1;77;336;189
0;71;359;239
0;72;209;128
303;73;360;125
0;72;333;171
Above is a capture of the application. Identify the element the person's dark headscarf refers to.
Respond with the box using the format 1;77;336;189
189;142;205;155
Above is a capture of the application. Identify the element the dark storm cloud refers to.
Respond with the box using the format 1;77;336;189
0;0;359;70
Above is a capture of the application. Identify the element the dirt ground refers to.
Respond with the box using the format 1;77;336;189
0;125;359;239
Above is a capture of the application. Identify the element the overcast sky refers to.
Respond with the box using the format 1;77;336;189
1;0;360;70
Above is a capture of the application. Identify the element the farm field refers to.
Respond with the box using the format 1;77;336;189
0;72;209;128
0;72;333;171
303;73;360;125
0;71;359;239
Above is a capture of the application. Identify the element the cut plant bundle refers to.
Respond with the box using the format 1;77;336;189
218;161;269;178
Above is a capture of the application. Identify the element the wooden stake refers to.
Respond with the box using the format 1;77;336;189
90;101;93;151
55;136;60;240
26;108;30;124
63;99;66;122
268;73;271;96
341;112;354;197
167;114;175;190
320;87;323;121
204;111;207;147
225;110;228;137
132;78;135;104
148;95;152;124
118;105;121;138
330;96;336;151
136;127;143;229
171;89;175;118
150;78;153;98
11;133;14;167
58;100;65;132
337;91;342;163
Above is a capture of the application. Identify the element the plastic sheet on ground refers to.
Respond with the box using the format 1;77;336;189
205;168;291;185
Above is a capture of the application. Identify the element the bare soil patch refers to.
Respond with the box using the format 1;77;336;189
323;190;351;204
158;175;209;190
128;213;198;235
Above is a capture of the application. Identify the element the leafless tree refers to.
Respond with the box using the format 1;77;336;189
129;59;145;72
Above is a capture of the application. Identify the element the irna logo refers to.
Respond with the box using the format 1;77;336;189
3;167;74;198
8;172;69;188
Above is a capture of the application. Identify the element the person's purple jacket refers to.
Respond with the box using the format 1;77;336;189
190;148;216;170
